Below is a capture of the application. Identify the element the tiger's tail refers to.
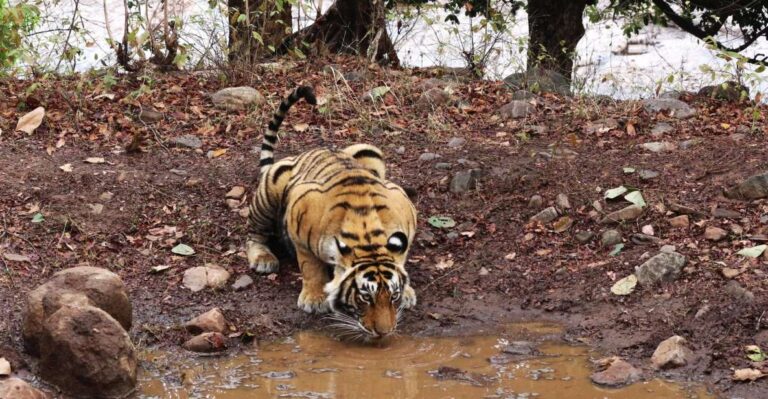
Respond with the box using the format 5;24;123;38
259;86;317;169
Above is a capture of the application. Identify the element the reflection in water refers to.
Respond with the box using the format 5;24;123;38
137;323;711;399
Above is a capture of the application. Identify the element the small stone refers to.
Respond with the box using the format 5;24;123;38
182;265;231;292
725;281;754;303
225;186;246;199
721;267;741;279
479;267;490;276
669;203;701;215
512;90;535;100
457;159;480;168
631;233;662;246
447;137;466;148
730;224;744;235
418;152;440;162
211;87;264;111
450;169;481;193
704;226;727;241
225;199;240;209
395;146;405;155
138;108;163;123
650;123;674;138
660;245;677;253
601;205;643;224
584;118;619;134
343;70;369;82
590;358;642;387
679;139;700;150
592;200;603;212
88;203;104;215
641;141;677;153
668;215;689;228
635;252;687;286
185;308;228;334
555;193;571;209
638;170;659;180
0;357;10;376
643;98;696;119
530;207;559;224
497;100;534;119
183;332;228;353
185;178;202;187
712;208;741;219
434;162;452;170
170;134;203;149
99;191;114;201
417;88;452;110
651;336;693;369
724;172;768;200
601;230;622;247
0;377;50;399
232;274;254;291
575;231;594;243
528;195;544;209
641;225;654;236
501;341;538;356
698;81;748;101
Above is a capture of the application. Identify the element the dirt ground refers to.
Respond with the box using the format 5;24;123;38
1;57;767;398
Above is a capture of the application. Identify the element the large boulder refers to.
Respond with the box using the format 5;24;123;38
0;377;50;399
503;67;571;96
698;81;748;102
23;267;132;355
635;252;687;286
38;305;137;398
211;87;265;111
724;172;768;200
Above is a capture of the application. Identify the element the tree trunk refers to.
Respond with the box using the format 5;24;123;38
280;0;399;66
228;0;292;63
526;0;594;80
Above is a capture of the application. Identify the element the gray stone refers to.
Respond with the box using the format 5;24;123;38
232;274;254;291
638;169;659;180
712;208;741;219
343;70;369;82
23;267;132;356
170;134;203;149
0;377;50;399
417;88;452;110
39;305;137;398
650;122;674;138
601;230;623;247
590;358;642;387
635;252;687;286
601;205;644;224
434;162;452;170
724;172;768;200
211;87;265;111
651;335;693;369
395;146;405;155
418;152;441;162
679;139;701;150
457;159;480;168
641;141;677;153
659;91;683;100
698;81;748;102
528;195;544;209
183;332;228;353
450;169;481;193
503;67;571;96
511;90;535;100
182;265;231;292
530;207;559;224
555;193;571;210
501;341;538;356
643;98;696;119
660;245;677;253
725;281;754;303
575;231;595;243
447;137;466;148
584;118;619;134
497;100;534;119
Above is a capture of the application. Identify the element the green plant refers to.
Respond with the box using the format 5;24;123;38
0;0;39;70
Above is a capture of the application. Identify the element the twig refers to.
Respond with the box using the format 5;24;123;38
55;0;81;71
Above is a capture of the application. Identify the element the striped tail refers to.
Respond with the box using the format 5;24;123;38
260;86;317;170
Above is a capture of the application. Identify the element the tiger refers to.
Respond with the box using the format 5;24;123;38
246;86;418;340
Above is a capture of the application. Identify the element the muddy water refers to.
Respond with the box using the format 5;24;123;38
137;323;711;399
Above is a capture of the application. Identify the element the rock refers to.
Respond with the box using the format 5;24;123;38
631;233;662;246
712;208;741;219
638;169;659;180
497;100;534;119
643;98;696;119
724;172;768;200
457;158;480;168
447;137;466;148
417;88;452;109
503;67;571;96
635;252;687;286
138;108;163;124
678;139;700;150
99;191;114;201
730;224;744;235
584;118;619;134
395;146;405;155
590;358;642;387
169;134;202;149
434;162;452;170
185;308;228;335
418;152;440;162
725;281;754;303
182;265;231;292
343;70;369;82
38;305;136;398
704;226;727;241
232;274;254;291
501;341;538;356
211;87;264;111
530;207;559;224
660;244;677;253
478;267;490;276
651;335;693;369
417;78;450;92
698;81;748;102
0;357;9;376
641;141;677;153
555;193;571;209
668;215;689;228
721;267;741;279
601;205;644;224
511;90;534;100
650;122;674;138
0;377;50;399
23;267;132;355
659;90;684;99
601;230;622;247
528;195;544;209
450;169;481;193
575;231;595;243
669;203;701;215
225;186;245;199
225;199;240;209
641;225;654;236
183;332;228;353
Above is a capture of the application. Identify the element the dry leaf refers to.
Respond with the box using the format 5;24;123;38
626;122;636;136
733;368;765;381
16;107;45;134
84;157;106;164
504;253;516;260
0;357;10;376
208;148;228;158
59;163;73;172
3;253;31;262
435;259;454;270
293;123;310;132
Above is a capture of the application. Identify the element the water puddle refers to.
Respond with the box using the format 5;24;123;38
136;323;711;399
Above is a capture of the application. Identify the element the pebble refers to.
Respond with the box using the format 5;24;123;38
232;275;254;291
635;252;686;286
650;122;674;138
601;230;622;247
724;172;768;200
450;169;481;193
638;169;659;180
651;335;693;369
641;225;654;236
434;162;452;170
641;141;677;153
497;100;534;119
712;208;741;219
185;308;228;334
528;195;544;209
99;191;114;202
601;205;643;224
555;194;571;209
643;98;696;119
530;207;559;224
183;332;228;353
721;267;741;279
590;358;642;387
704;226;727;241
182;265;231;292
575;231;594;243
668;215;689;228
447;137;466;148
660;244;677;253
478;267;490;276
170;134;203;149
419;153;440;162
211;86;264;111
395;146;405;155
725;281;754;303
226;186;246;199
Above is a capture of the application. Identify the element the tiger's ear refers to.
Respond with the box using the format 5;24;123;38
343;144;386;179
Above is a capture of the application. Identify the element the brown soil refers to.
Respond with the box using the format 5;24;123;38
1;56;766;398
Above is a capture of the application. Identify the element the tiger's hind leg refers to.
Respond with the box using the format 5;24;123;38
246;166;286;274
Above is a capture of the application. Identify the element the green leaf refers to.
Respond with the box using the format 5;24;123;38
369;86;390;100
746;345;767;362
171;244;195;256
252;31;263;45
609;243;625;256
150;265;172;274
428;216;456;229
604;186;628;199
737;244;767;258
624;191;646;208
610;274;637;295
31;213;44;223
553;216;573;233
623;167;635;174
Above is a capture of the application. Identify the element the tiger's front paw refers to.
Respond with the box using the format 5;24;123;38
401;285;417;309
247;242;279;274
298;289;331;314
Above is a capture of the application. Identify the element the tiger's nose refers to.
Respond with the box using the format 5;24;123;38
373;322;394;337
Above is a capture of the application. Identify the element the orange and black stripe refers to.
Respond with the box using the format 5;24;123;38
259;86;317;169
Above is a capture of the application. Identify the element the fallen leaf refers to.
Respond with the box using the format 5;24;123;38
733;368;765;381
208;148;228;158
59;163;73;172
93;93;116;100
150;265;173;274
626;122;636;136
84;157;106;164
624;191;646;208
504;253;516;260
746;345;767;362
368;86;391;100
737;244;767;258
428;216;456;228
611;274;637;295
0;357;9;376
604;186;628;199
623;167;635;174
171;244;195;256
460;231;475;238
16;107;45;134
3;253;30;262
721;123;731;130
31;213;44;223
609;243;625;256
553;216;573;233
293;123;309;132
435;258;454;270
